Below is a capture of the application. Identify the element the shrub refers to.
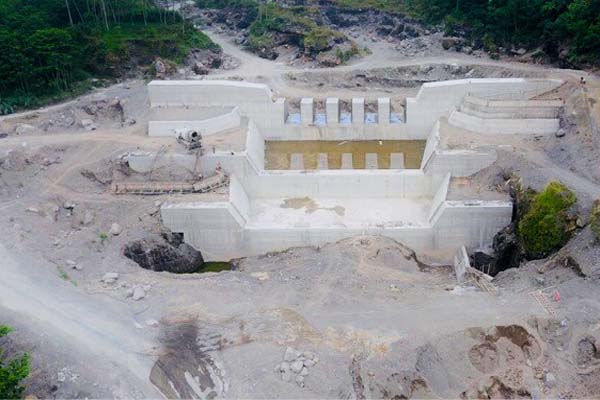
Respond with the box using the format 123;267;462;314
591;199;600;241
518;181;577;259
0;325;30;399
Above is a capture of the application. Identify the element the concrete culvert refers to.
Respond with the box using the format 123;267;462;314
123;233;204;273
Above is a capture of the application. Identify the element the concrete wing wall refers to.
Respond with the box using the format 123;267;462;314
448;110;560;135
148;107;242;137
148;80;273;106
405;78;563;137
431;200;512;251
245;119;265;171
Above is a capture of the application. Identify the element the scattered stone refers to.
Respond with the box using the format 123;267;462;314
109;223;122;236
82;210;94;226
193;61;210;75
15;124;37;135
535;277;545;286
303;358;316;367
300;366;309;376
284;347;296;362
125;288;134;298
544;372;557;388
281;370;292;382
81;119;97;131
291;360;304;373
295;375;305;387
63;201;75;210
25;207;40;214
132;286;146;301
555;128;566;138
102;272;119;284
145;319;159;327
124;117;136;126
251;271;270;281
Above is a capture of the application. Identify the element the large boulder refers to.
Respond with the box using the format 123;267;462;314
493;225;522;270
124;236;204;273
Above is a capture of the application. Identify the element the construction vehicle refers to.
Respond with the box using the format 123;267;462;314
175;128;202;151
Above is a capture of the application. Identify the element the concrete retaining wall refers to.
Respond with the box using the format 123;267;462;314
161;198;512;262
428;173;451;221
148;78;562;140
449;110;560;135
405;78;563;136
460;95;562;119
240;169;433;199
424;149;498;177
431;200;512;251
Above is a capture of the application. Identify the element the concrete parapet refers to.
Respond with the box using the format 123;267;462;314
378;98;391;124
301;98;314;125
326;98;340;124
352;98;365;125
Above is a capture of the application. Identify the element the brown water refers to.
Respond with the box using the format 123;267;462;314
265;140;426;170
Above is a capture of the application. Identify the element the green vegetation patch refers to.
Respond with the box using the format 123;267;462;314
518;181;577;259
197;262;234;273
0;0;218;113
591;199;600;242
334;0;409;14
0;325;31;399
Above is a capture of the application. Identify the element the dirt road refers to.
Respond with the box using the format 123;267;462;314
0;243;161;398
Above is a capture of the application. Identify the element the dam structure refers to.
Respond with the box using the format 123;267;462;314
144;78;563;261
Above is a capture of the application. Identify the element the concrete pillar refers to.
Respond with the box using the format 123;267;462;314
341;153;353;169
301;98;314;125
274;97;288;126
290;153;304;170
317;153;328;169
352;98;365;125
365;153;378;169
378;97;391;125
326;97;340;124
390;153;405;169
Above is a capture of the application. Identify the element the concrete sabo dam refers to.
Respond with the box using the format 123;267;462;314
143;78;563;261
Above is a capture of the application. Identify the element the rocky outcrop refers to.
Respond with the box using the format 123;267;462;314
124;233;204;273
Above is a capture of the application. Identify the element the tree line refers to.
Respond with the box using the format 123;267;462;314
0;0;215;113
407;0;600;64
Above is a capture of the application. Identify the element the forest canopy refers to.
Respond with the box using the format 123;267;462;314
0;0;216;113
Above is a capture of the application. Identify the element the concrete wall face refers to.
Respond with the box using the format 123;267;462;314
151;78;564;262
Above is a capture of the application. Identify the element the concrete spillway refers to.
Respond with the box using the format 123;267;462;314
146;78;563;262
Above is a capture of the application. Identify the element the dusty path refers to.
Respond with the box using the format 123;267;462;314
0;244;162;398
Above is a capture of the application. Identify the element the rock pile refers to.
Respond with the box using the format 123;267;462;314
273;347;319;387
123;232;204;273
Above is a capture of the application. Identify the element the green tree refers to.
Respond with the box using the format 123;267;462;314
0;325;30;399
518;181;577;259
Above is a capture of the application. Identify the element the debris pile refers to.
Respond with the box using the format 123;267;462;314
274;347;319;387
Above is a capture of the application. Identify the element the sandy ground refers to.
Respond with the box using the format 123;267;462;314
0;25;600;399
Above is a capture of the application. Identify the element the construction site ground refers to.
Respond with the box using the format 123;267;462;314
1;29;600;399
